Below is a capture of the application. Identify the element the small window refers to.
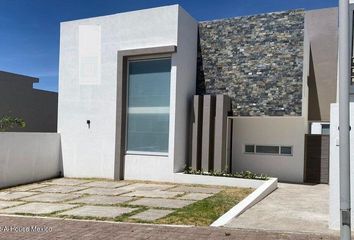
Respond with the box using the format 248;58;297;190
244;144;294;156
321;124;330;135
255;145;279;154
245;145;255;153
280;146;292;155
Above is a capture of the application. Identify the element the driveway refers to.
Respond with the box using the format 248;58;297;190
0;178;229;223
226;183;334;234
0;180;339;239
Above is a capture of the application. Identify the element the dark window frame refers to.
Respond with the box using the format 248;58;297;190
244;144;293;156
244;144;255;153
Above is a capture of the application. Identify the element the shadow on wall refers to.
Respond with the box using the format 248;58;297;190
59;137;64;177
307;47;321;121
304;134;329;184
196;31;206;95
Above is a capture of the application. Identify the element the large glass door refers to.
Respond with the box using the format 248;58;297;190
126;58;171;154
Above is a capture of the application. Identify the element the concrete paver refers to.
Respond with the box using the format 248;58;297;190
118;183;175;191
80;181;129;188
0;192;37;201
1;202;77;215
58;205;136;218
45;178;93;186
20;193;82;203
129;198;195;209
34;185;88;194
130;209;173;221
76;187;130;196
169;186;221;194
0;201;24;209
178;193;213;200
226;183;332;234
122;190;184;199
68;195;133;205
7;183;48;192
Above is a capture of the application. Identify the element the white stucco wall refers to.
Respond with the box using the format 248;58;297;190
58;5;197;180
302;13;310;123
231;117;307;183
0;133;61;189
329;103;354;230
173;7;198;172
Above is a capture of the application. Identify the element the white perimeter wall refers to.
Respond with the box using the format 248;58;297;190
329;103;354;230
58;5;197;180
0;133;61;189
231;117;307;183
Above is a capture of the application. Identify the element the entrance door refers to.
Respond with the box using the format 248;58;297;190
304;134;330;184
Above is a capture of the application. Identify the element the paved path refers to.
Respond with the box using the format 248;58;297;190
226;183;334;234
0;215;338;240
0;178;224;222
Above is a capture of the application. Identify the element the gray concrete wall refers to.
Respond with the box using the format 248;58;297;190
0;71;58;132
0;132;62;189
214;95;231;172
115;45;177;180
190;94;231;172
231;117;306;183
190;95;203;170
305;8;338;121
201;95;216;171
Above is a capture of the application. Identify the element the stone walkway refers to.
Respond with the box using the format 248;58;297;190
0;215;338;240
0;178;223;222
226;183;334;234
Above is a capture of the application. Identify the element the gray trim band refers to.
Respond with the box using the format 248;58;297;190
114;45;177;180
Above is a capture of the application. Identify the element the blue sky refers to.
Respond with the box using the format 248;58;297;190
0;0;337;92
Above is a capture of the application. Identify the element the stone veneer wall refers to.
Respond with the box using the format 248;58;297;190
197;10;304;116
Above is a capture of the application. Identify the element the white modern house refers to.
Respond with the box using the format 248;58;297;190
58;5;198;181
0;2;351;233
58;5;340;185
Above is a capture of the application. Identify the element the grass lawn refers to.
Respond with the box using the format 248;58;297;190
122;187;253;226
61;186;254;226
154;188;252;226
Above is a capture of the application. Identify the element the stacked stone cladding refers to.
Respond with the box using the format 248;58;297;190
197;10;304;116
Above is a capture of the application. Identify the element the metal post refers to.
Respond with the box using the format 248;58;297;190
339;0;351;239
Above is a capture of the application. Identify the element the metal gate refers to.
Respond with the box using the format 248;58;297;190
304;134;330;184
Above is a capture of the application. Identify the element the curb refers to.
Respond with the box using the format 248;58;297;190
210;178;278;227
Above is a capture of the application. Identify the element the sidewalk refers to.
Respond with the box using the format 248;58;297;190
0;215;337;240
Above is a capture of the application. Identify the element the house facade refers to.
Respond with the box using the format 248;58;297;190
58;5;197;181
58;5;337;183
0;71;58;132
